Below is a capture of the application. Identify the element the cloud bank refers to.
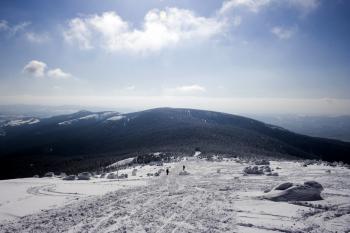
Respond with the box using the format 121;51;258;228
219;0;320;14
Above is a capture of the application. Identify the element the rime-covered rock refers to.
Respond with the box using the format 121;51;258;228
77;172;91;180
106;173;116;179
63;175;76;181
118;174;128;179
274;182;293;190
179;171;190;176
255;160;270;165
264;181;324;202
243;166;264;175
44;172;55;177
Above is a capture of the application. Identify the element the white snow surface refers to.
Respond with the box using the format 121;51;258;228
58;112;122;125
0;160;350;233
5;118;40;126
107;157;135;168
106;115;125;121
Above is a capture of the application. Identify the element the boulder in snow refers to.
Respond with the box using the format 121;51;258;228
179;171;190;176
44;172;55;177
255;160;270;165
264;181;324;202
77;172;91;180
274;182;293;190
266;172;279;176
243;166;264;175
63;175;76;181
118;174;128;179
107;173;116;179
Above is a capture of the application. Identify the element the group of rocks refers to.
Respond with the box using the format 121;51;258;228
147;168;165;177
243;160;279;176
39;171;129;181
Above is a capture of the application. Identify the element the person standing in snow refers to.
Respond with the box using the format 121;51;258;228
166;168;169;175
183;165;185;171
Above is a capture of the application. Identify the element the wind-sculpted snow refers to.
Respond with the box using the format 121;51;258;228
0;159;350;232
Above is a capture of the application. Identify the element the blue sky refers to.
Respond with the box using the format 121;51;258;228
0;0;349;115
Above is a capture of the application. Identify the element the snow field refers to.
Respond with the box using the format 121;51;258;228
0;158;349;232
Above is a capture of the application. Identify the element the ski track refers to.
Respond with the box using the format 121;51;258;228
0;160;350;232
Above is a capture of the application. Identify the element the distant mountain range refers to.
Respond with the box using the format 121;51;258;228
0;108;349;179
248;115;350;142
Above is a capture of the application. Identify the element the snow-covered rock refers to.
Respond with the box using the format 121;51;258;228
44;172;55;177
264;181;324;202
243;166;264;175
266;172;279;176
243;165;273;175
254;160;270;165
118;174;128;179
179;171;190;176
131;169;137;176
274;182;293;190
77;172;91;180
106;173;116;179
63;175;76;181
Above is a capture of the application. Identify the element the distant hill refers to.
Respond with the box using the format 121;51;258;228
249;115;350;142
0;108;349;179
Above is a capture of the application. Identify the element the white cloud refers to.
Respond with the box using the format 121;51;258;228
23;60;72;79
219;0;320;15
176;84;206;92
64;8;226;53
0;20;31;36
220;0;272;14
124;85;135;91
47;68;72;79
233;16;242;26
288;0;320;13
10;21;31;36
26;32;49;43
271;26;296;39
0;20;9;31
164;84;206;96
23;60;47;77
64;18;93;50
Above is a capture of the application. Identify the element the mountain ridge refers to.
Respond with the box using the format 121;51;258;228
0;107;349;179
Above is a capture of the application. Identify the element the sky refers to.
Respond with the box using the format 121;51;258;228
0;0;349;115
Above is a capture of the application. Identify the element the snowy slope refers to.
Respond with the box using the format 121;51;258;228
0;159;349;233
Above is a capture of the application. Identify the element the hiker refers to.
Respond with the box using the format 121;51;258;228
183;165;185;171
166;168;169;175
